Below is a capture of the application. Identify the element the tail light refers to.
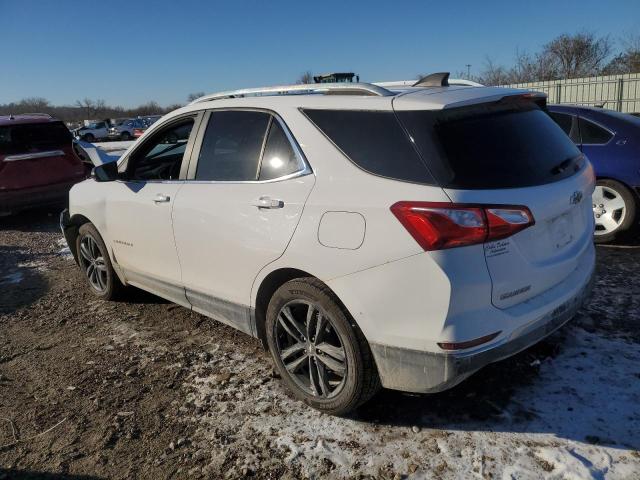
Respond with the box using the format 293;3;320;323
390;201;534;251
133;128;144;137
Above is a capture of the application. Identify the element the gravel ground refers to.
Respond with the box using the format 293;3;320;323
0;209;639;479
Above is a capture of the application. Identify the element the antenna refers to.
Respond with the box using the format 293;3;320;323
413;72;450;88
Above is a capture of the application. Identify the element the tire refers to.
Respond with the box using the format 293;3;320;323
76;223;124;300
120;131;131;141
83;133;95;143
592;179;637;243
266;278;380;415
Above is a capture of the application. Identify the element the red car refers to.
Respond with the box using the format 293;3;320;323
0;114;89;215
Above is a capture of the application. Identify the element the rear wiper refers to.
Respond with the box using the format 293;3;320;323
550;157;574;175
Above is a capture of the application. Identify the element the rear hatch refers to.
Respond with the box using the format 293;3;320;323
0;121;86;190
396;96;595;308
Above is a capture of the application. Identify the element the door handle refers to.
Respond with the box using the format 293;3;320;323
253;196;284;209
153;194;171;203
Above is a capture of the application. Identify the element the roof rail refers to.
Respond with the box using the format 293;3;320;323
19;113;53;118
190;82;393;104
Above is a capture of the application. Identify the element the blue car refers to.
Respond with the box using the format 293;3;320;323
548;105;640;242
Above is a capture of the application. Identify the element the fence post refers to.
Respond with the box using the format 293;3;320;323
617;78;624;112
555;84;562;104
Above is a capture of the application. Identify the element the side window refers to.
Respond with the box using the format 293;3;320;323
303;109;434;184
127;118;194;181
549;111;580;144
579;117;613;145
195;111;270;181
548;112;572;135
258;120;304;180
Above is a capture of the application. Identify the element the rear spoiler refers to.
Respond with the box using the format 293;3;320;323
441;90;548;111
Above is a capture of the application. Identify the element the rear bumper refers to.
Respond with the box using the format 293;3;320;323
0;180;80;214
370;263;595;394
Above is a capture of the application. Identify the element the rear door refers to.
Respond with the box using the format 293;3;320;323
172;109;314;333
398;101;595;309
0;121;85;190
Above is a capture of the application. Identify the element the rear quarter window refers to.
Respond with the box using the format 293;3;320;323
579;117;613;145
302;109;434;184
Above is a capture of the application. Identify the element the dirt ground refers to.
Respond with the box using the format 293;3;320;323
1;209;639;480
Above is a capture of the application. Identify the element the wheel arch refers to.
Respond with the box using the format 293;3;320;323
63;213;92;264
595;176;640;202
253;268;354;348
63;213;126;284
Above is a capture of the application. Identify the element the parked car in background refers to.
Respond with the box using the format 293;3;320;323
108;118;147;141
132;115;162;138
548;105;640;242
73;121;110;143
0;114;88;215
62;76;595;415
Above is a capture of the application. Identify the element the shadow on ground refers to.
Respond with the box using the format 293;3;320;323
0;208;63;234
0;246;49;315
0;470;103;480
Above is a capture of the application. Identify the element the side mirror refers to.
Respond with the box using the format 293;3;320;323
92;161;119;182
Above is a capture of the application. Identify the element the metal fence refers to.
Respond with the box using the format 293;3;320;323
502;73;640;113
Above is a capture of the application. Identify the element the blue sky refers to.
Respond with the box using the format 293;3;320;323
1;0;639;107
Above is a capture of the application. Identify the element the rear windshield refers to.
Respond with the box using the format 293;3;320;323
0;121;72;155
398;103;583;189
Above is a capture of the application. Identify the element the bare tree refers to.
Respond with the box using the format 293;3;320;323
476;57;514;86
17;97;50;113
187;92;206;102
131;101;162;116
542;31;612;78
604;32;640;74
296;71;314;84
476;31;617;85
75;98;107;119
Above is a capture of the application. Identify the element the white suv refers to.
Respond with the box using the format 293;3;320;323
61;74;596;415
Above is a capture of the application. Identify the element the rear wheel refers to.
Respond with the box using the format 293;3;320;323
82;133;95;143
76;223;124;300
592;179;637;243
265;278;380;415
120;131;131;141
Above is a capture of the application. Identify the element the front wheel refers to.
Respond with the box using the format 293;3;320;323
82;133;95;143
76;223;124;300
592;179;637;243
265;278;380;415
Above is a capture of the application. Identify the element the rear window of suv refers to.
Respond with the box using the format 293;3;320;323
398;102;583;189
0;121;72;155
302;109;435;184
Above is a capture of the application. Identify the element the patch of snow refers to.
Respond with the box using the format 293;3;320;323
17;260;48;272
0;271;24;285
58;237;73;259
181;325;640;479
93;141;135;152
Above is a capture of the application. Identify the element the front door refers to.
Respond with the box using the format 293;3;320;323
106;114;201;305
172;110;315;333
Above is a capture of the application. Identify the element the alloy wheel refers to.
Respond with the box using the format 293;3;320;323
275;300;347;398
79;234;108;293
592;185;627;235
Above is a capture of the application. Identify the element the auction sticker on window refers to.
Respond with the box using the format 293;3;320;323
484;239;511;258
